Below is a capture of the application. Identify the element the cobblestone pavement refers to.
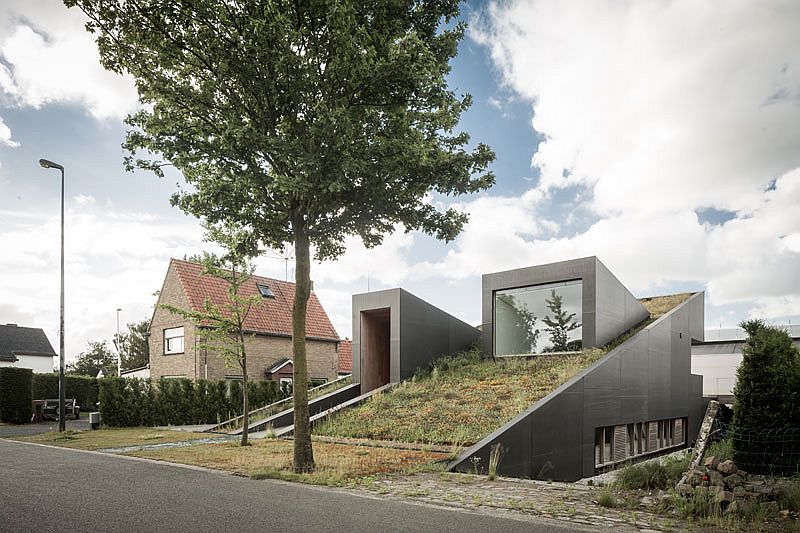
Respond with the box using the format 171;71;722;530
354;472;681;532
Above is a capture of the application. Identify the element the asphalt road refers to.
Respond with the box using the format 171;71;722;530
0;439;590;533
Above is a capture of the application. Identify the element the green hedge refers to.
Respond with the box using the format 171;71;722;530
98;377;287;427
0;367;34;423
32;374;100;411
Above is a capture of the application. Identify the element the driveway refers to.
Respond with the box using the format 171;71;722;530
0;419;90;437
0;439;594;533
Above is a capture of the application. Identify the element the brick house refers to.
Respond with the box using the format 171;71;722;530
337;339;352;376
149;258;341;384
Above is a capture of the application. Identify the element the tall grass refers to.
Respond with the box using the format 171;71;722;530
615;454;690;490
315;347;607;446
487;443;503;481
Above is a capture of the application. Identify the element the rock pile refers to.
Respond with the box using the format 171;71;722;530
676;455;792;515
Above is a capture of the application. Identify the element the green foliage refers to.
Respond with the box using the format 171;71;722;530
778;477;800;512
615;454;690;490
113;319;150;372
31;374;99;411
733;320;800;429
732;320;800;474
98;377;286;427
67;340;117;377
0;367;33;423
705;437;733;462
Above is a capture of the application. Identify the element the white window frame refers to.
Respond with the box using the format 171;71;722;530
164;326;185;355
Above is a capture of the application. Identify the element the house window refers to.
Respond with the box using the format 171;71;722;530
257;284;275;298
164;327;184;354
494;279;582;356
595;417;688;468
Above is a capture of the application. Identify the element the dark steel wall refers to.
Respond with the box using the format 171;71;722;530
352;288;481;393
451;291;706;481
481;257;648;355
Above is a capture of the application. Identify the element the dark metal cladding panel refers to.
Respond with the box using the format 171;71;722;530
594;258;650;346
584;353;620;390
398;290;480;381
452;416;534;478
530;384;584;481
619;333;649;396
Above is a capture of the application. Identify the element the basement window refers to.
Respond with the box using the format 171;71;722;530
257;284;275;298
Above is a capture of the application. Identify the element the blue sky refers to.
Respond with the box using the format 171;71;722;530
1;1;799;364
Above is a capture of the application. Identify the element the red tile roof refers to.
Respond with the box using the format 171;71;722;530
338;339;352;374
171;258;340;342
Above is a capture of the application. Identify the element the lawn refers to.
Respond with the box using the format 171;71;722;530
11;427;213;450
314;348;608;446
127;438;447;485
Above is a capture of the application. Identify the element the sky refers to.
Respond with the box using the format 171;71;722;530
1;1;799;365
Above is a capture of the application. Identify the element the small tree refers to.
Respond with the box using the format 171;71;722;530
733;319;800;430
542;290;581;352
161;228;261;446
67;341;118;377
114;319;150;371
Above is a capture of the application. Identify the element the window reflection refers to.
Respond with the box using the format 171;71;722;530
494;280;582;355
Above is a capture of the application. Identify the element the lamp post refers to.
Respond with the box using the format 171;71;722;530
116;308;122;377
39;158;66;433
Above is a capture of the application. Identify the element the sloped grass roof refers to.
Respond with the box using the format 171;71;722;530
314;348;606;446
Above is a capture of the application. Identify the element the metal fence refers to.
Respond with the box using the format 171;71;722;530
714;419;800;476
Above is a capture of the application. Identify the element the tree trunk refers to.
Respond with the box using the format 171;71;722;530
292;219;315;472
240;330;249;447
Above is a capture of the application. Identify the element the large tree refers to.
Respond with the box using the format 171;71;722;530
67;340;117;377
67;0;494;471
113;319;150;371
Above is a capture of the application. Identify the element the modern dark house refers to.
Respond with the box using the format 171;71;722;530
0;323;56;374
351;288;480;394
449;257;706;481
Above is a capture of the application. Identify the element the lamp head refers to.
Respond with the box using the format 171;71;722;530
39;158;64;171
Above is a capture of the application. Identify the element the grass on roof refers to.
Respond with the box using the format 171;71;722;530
314;347;607;447
638;292;693;318
11;427;212;450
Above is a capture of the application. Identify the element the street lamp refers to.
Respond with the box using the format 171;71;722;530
39;158;66;433
116;308;122;377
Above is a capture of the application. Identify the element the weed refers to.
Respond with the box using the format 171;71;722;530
596;488;618;508
778;476;800;512
487;443;503;481
705;437;732;462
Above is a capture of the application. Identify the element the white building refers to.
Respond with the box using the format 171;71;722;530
692;324;800;402
0;323;56;374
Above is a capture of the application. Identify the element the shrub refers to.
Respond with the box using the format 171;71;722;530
734;320;800;429
615;454;690;490
98;377;288;427
0;367;33;423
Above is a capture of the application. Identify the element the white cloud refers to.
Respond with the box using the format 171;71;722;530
0;0;138;120
73;194;95;207
472;0;800;216
0;115;18;147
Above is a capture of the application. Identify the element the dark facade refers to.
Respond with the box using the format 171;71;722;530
452;258;706;482
482;257;649;356
351;288;481;394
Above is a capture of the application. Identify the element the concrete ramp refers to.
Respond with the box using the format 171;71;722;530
231;383;362;435
271;383;396;438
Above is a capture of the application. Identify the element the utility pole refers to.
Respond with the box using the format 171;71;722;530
39;158;66;432
116;308;122;376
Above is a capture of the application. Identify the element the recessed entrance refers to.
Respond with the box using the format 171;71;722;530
361;308;390;392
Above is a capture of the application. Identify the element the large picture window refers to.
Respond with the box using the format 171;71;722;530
164;326;185;355
494;279;582;356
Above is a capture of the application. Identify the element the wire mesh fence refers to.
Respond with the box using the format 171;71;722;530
714;419;800;476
